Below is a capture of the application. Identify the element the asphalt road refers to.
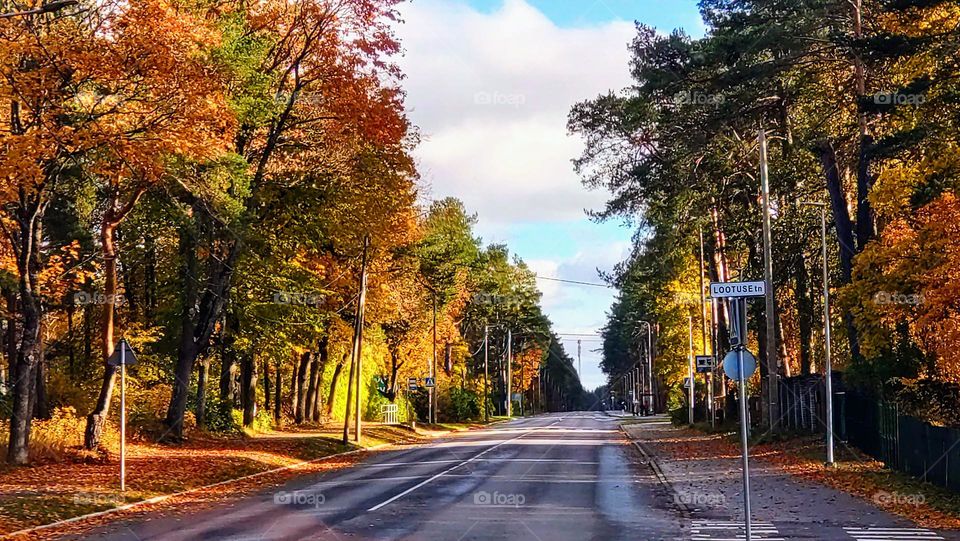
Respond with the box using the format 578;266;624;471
85;412;683;541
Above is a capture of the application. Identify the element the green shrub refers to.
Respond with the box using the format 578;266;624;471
445;387;481;422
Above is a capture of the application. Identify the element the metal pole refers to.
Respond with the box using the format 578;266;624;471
738;345;752;541
821;207;835;465
431;293;437;424
759;127;779;431
484;325;489;422
506;329;512;417
688;315;695;426
120;345;126;492
645;322;652;414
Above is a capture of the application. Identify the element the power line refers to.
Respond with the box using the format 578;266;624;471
534;275;613;288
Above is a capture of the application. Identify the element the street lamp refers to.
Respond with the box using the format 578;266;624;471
0;0;77;18
801;201;834;466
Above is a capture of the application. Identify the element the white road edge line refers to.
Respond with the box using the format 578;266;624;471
367;419;559;512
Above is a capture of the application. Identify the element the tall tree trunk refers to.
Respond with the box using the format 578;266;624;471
326;354;347;418
262;354;271;414
164;225;200;441
311;338;328;422
818;141;861;360
304;354;318;423
7;205;43;465
196;356;209;429
295;351;310;424
274;359;282;423
83;218;121;450
290;351;299;415
241;350;257;427
219;313;238;405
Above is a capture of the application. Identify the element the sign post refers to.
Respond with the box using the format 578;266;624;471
107;338;137;492
712;282;765;541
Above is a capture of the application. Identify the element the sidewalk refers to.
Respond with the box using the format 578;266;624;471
621;417;957;541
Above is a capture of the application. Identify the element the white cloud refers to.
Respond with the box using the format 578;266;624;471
397;0;635;225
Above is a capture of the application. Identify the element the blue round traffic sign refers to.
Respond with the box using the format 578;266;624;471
722;349;757;381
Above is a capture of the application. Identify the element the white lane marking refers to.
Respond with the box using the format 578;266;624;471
844;527;943;540
366;420;559;512
365;458;600;467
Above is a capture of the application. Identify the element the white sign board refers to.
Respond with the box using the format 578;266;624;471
710;281;766;298
695;355;715;373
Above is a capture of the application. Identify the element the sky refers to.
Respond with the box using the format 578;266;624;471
396;0;704;391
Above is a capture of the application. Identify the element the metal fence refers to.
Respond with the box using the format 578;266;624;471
381;404;398;424
846;392;960;492
778;375;960;493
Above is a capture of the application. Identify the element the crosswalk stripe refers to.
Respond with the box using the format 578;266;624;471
844;527;943;540
691;520;784;540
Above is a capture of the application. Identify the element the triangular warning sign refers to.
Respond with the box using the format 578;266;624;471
107;338;138;366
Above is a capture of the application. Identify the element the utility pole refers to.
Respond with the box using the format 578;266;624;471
484;325;489;422
431;292;437;424
688;315;695;426
577;339;581;377
343;236;369;444
821;206;835;466
759;127;780;432
506;329;512;417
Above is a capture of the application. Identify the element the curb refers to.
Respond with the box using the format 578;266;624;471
2;442;390;540
618;423;691;517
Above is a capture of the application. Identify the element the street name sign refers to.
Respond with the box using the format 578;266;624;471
710;281;766;298
407;377;418;391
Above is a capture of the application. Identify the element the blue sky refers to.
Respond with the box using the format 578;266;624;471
397;0;704;391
